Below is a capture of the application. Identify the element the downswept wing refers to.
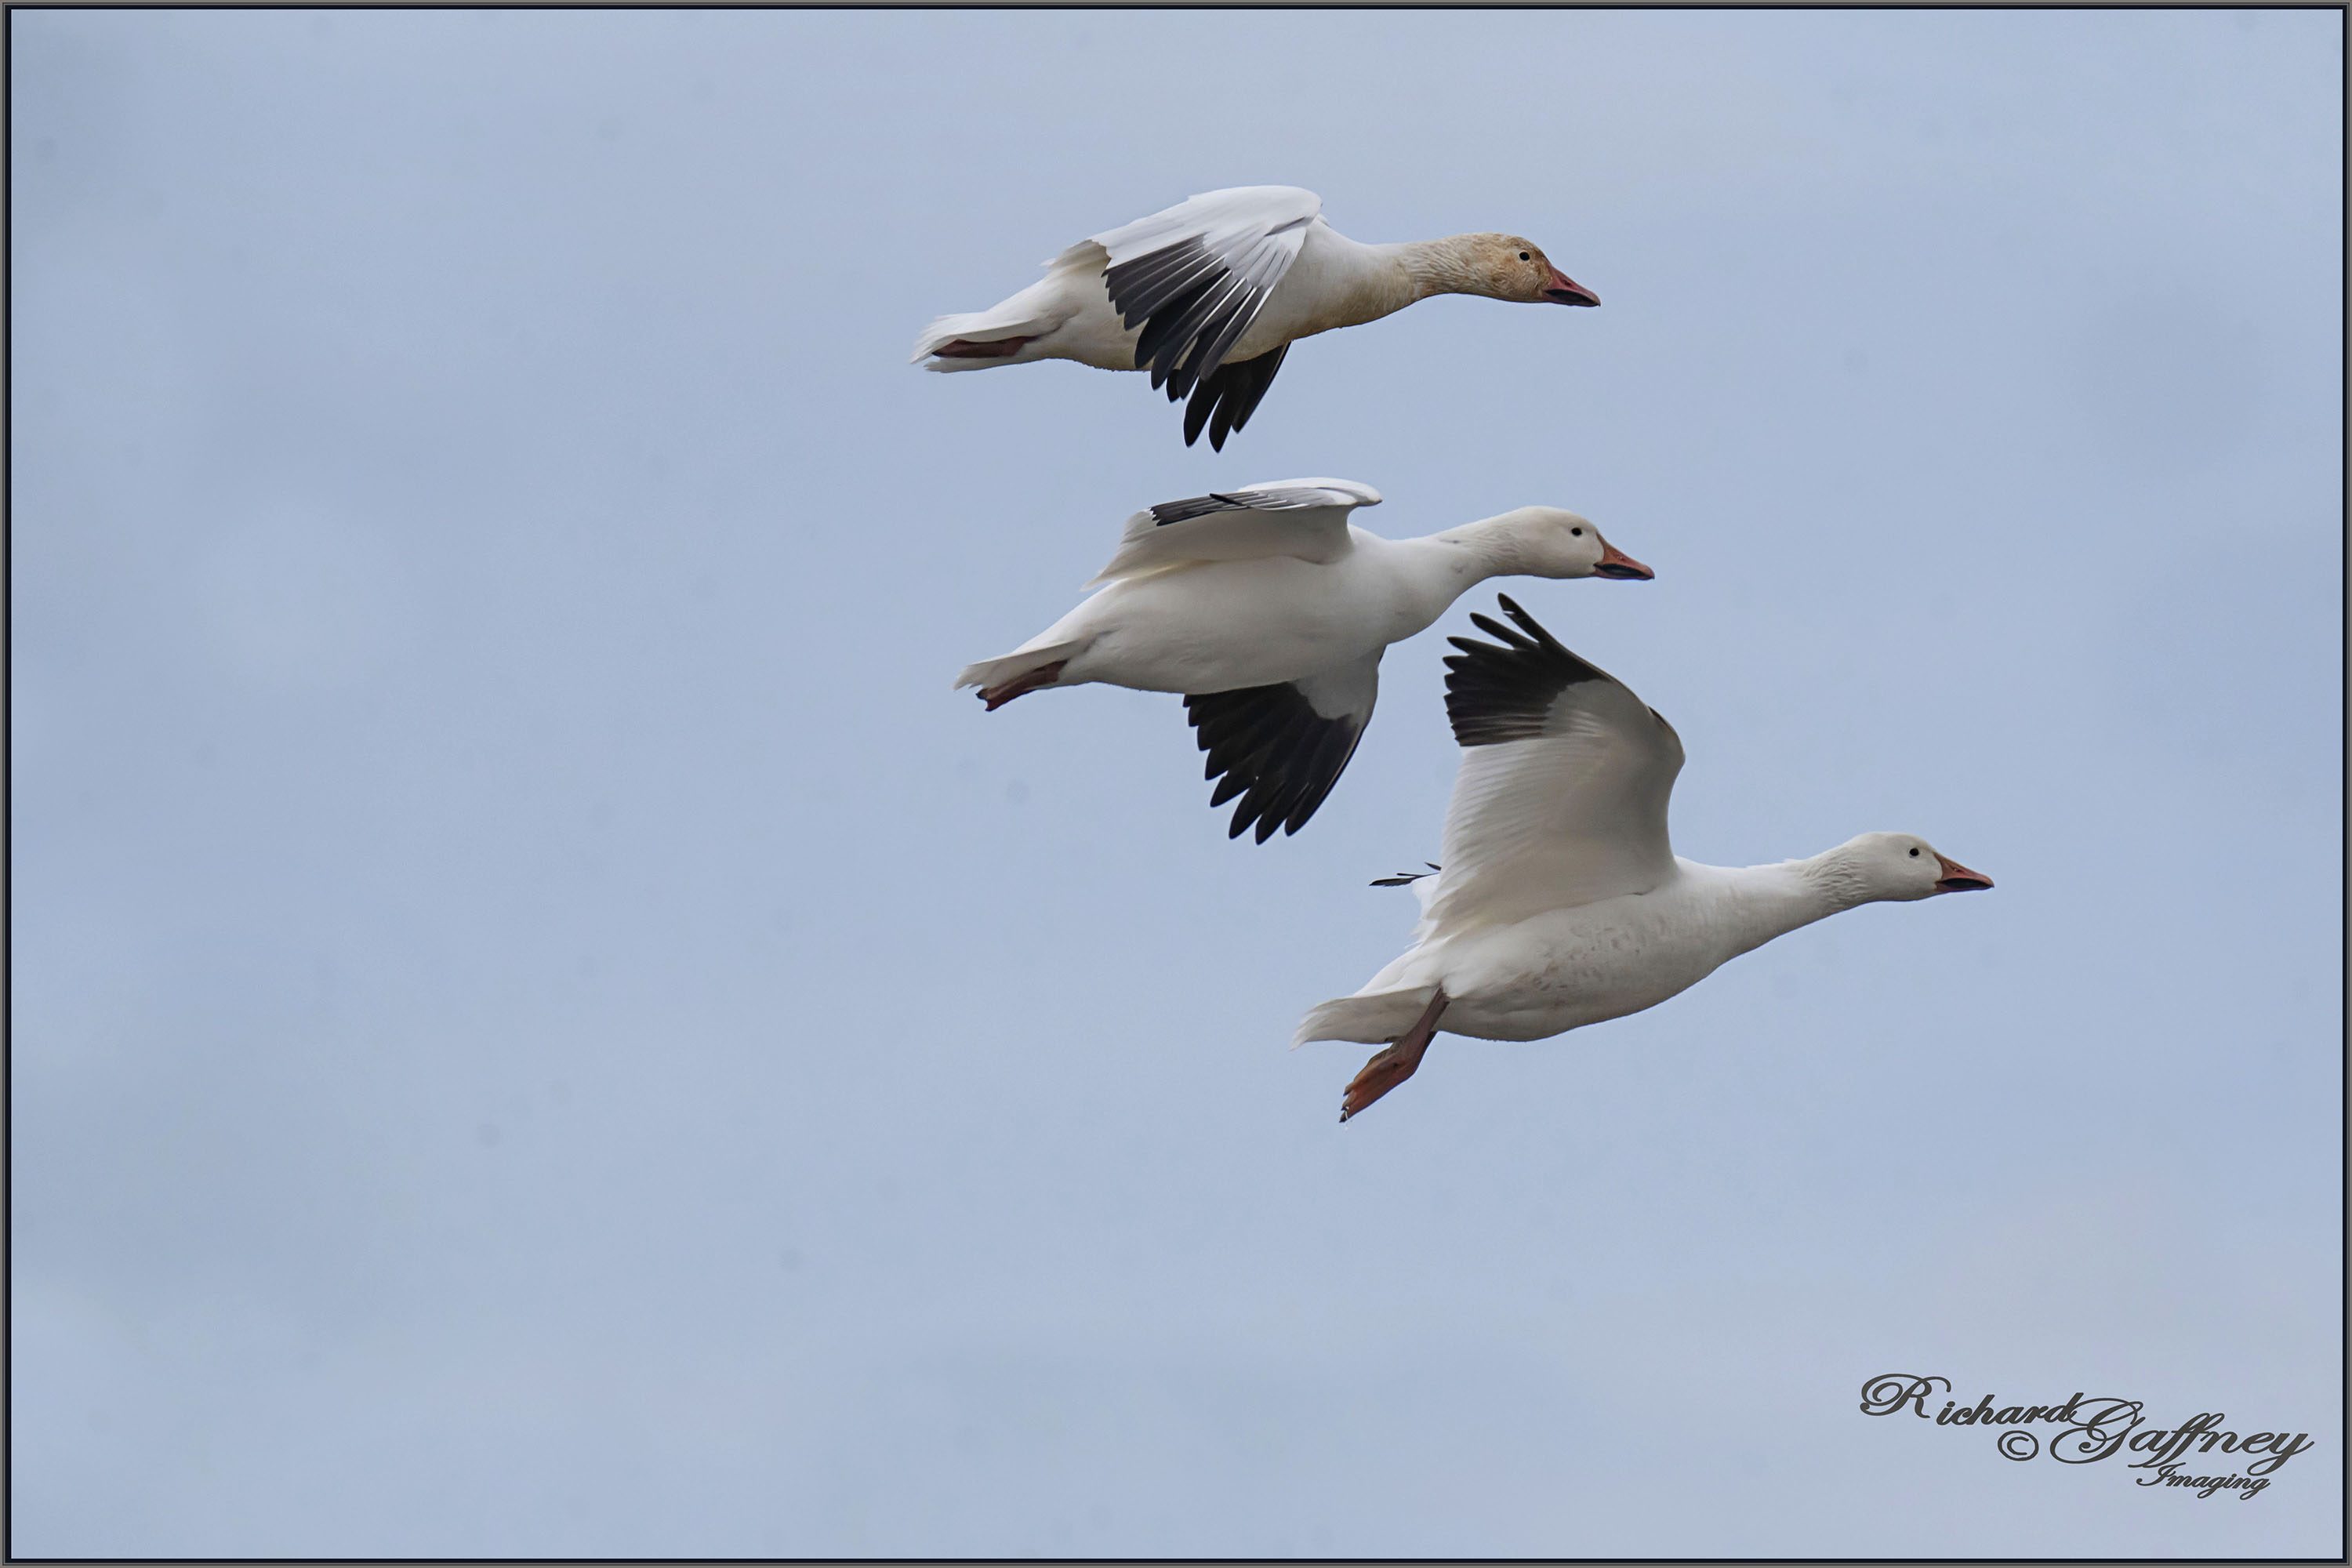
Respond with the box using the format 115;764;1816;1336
1185;655;1378;844
1421;596;1683;931
1087;477;1381;585
1183;342;1290;452
1092;187;1323;401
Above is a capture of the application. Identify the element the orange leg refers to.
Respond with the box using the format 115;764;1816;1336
1340;989;1450;1123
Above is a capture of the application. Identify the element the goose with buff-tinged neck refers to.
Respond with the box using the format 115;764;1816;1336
1298;596;1994;1120
955;482;1653;843
912;186;1599;448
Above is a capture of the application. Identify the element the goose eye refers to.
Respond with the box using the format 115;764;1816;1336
1908;848;1920;858
1570;527;1584;537
1518;251;1531;262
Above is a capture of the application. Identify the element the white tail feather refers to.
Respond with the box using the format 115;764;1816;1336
911;310;1022;366
1292;987;1439;1047
910;271;1076;367
913;243;1102;368
953;639;1085;693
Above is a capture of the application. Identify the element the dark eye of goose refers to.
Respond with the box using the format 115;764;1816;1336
1518;251;1531;262
1570;527;1583;537
1909;848;1920;857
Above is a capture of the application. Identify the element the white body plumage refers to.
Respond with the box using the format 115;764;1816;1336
913;187;1598;448
956;482;1650;843
1295;597;1994;1118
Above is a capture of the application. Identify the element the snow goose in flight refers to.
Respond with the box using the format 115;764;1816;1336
912;186;1599;448
1297;596;1993;1120
955;484;1651;843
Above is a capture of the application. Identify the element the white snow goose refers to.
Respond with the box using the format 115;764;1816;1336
955;483;1652;843
912;186;1599;448
1297;595;1994;1120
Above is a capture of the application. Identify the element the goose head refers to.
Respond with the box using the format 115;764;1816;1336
1839;833;1995;902
1486;507;1653;581
1454;234;1600;307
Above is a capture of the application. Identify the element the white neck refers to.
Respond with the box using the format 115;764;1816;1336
1377;514;1546;626
1715;851;1874;959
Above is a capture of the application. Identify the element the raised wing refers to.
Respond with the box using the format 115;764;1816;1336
1087;477;1380;585
1185;655;1378;844
1094;187;1322;444
1421;596;1683;931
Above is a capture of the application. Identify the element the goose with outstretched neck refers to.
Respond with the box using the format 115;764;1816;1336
956;484;1651;844
1298;596;1994;1120
913;186;1599;448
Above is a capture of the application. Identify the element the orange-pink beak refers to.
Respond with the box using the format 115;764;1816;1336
1543;268;1600;307
1933;853;1993;894
1593;539;1653;580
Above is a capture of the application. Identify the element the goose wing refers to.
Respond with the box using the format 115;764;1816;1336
1091;186;1322;403
1421;595;1683;930
1087;477;1379;585
1185;655;1378;844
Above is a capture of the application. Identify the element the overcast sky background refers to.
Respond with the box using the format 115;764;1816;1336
10;8;2342;1557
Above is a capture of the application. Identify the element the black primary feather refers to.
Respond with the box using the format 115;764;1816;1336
1184;680;1367;844
1185;345;1290;450
1105;238;1278;406
1149;492;1257;527
1442;594;1613;748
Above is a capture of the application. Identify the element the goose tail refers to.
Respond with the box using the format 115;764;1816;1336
1291;985;1443;1048
911;281;1062;370
953;639;1087;702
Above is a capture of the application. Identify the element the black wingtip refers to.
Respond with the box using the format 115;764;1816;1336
1443;595;1614;747
1183;387;1216;448
1493;593;1569;654
1189;681;1367;848
1458;597;1570;660
1175;345;1288;454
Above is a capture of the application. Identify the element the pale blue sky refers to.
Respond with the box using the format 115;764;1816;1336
10;8;2342;1556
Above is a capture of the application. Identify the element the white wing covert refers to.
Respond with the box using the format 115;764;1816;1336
1421;596;1683;931
1087;477;1380;585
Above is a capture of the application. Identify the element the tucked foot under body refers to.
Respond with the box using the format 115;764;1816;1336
931;336;1036;360
978;660;1068;711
